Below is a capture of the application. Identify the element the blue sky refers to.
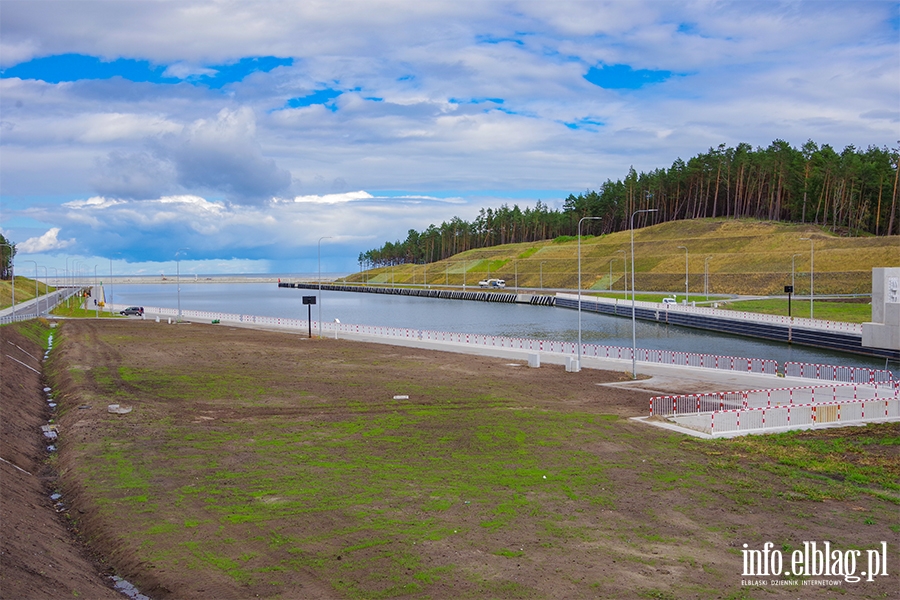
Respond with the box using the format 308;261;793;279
1;0;897;275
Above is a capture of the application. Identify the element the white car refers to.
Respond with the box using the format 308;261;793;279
662;297;677;305
479;278;506;288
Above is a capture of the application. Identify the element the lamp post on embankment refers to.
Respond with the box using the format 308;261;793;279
799;238;814;319
631;208;658;379
677;245;689;303
704;256;712;301
21;259;38;316
577;216;601;372
318;236;332;337
175;248;189;322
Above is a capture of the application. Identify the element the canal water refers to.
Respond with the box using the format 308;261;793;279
110;282;897;375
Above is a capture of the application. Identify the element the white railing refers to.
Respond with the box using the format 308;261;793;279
108;304;893;384
784;361;894;384
650;382;899;416
707;398;900;436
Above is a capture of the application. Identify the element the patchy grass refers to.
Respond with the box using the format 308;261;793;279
53;321;900;599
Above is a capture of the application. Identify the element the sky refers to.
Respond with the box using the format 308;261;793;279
0;1;897;276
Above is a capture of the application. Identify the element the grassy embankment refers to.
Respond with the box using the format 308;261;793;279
344;218;898;302
0;275;53;306
0;275;122;317
42;320;899;600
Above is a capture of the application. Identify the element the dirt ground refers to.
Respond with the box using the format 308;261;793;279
2;319;897;599
1;323;123;599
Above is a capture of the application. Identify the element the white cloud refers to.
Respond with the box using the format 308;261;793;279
161;62;218;79
18;228;74;253
1;1;896;272
289;191;373;204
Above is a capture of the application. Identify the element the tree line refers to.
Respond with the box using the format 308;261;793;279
359;140;898;267
0;234;13;280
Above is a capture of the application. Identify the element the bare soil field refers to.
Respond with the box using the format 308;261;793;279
2;319;898;599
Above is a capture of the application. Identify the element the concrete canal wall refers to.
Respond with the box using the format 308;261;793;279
555;294;899;361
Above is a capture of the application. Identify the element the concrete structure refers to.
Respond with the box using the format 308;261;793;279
862;267;900;352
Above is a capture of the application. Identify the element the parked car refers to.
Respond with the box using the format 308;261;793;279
478;278;506;288
120;306;144;316
662;297;677;305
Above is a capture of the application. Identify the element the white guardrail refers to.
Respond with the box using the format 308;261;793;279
113;304;894;386
556;293;863;334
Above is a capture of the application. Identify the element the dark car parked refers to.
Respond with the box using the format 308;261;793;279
120;306;144;316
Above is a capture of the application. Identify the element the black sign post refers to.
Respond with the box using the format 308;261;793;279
784;285;793;317
302;296;316;338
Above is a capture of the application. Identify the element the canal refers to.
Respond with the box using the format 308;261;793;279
110;282;897;375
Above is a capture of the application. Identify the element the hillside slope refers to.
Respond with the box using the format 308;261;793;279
348;219;899;296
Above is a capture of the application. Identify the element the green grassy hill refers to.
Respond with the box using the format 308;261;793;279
345;218;899;296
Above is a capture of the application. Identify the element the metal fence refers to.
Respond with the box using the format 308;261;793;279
133;305;785;377
706;398;900;436
783;361;894;384
650;382;899;416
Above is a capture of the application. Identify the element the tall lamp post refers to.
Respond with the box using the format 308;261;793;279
577;216;601;372
799;238;814;319
22;260;38;317
318;236;332;337
677;245;689;303
1;243;14;314
64;256;71;308
540;261;546;289
704;256;712;300
175;248;189;321
616;249;626;296
631;208;659;379
791;253;803;298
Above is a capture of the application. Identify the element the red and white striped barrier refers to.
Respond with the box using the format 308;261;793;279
707;397;900;436
650;382;899;416
784;361;894;385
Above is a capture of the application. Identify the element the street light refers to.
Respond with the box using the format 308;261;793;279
175;248;189;321
616;249;626;296
318;236;332;337
64;256;71;308
39;266;48;315
631;208;659;379
677;245;689;303
791;253;804;298
577;216;601;372
22;260;38;317
540;261;547;289
799;238;814;319
94;265;99;318
704;256;712;300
